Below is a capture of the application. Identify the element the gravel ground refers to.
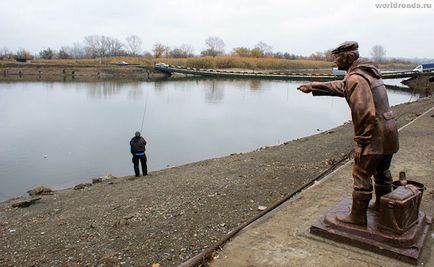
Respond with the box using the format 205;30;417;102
0;96;433;267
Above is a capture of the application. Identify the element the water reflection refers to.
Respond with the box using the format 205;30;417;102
205;80;224;103
249;80;262;90
0;79;420;201
154;80;169;92
77;82;143;98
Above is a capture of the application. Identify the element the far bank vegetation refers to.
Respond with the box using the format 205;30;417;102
0;35;414;70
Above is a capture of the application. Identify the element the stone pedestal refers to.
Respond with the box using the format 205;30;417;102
310;197;432;265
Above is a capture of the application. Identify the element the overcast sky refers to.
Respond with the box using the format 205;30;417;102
1;0;433;58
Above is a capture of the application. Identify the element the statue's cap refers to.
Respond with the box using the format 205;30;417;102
331;41;359;54
135;131;140;137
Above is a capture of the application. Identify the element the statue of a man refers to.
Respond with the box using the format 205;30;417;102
298;41;399;226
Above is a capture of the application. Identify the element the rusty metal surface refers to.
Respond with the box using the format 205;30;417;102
310;197;432;265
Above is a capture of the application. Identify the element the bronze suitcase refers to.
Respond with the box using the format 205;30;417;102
379;185;422;234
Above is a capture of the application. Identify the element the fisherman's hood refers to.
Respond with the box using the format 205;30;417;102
349;57;382;79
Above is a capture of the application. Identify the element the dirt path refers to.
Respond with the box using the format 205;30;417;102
0;97;433;267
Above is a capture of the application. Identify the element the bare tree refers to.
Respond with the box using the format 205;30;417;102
105;37;125;56
84;35;126;61
309;51;325;61
370;45;387;63
0;47;12;59
255;41;273;57
70;43;86;58
55;45;81;59
201;36;225;57
166;44;194;58
15;48;33;60
152;43;167;58
58;47;71;59
284;52;297;60
167;47;183;58
179;44;194;57
84;35;107;59
143;51;153;58
125;35;143;56
324;49;334;62
163;46;172;58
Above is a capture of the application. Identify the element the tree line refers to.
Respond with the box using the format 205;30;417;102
0;35;146;61
0;35;405;64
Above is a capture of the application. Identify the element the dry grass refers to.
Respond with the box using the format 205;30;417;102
29;56;334;70
156;56;335;70
7;56;415;70
31;57;154;66
379;63;417;70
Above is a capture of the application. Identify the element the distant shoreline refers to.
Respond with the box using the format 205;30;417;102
0;61;416;82
0;63;164;81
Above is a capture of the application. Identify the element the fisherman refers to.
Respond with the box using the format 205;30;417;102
297;41;399;226
130;131;148;177
425;86;432;97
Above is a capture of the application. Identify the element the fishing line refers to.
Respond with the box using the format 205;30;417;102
392;80;418;121
406;85;417;104
139;89;149;132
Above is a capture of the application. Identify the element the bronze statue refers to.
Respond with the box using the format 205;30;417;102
298;41;399;226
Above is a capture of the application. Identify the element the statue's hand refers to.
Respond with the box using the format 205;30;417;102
354;145;364;163
297;84;312;93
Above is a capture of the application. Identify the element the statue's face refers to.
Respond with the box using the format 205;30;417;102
334;53;351;71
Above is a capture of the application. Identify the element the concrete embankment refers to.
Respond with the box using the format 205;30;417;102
0;63;169;81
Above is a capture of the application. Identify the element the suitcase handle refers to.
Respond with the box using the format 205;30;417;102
406;184;419;195
387;202;395;208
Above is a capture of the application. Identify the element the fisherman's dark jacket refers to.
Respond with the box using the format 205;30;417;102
130;136;147;154
310;58;399;155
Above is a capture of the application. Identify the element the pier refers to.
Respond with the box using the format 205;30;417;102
154;63;426;81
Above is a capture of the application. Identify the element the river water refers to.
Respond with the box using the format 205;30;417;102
0;79;418;201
